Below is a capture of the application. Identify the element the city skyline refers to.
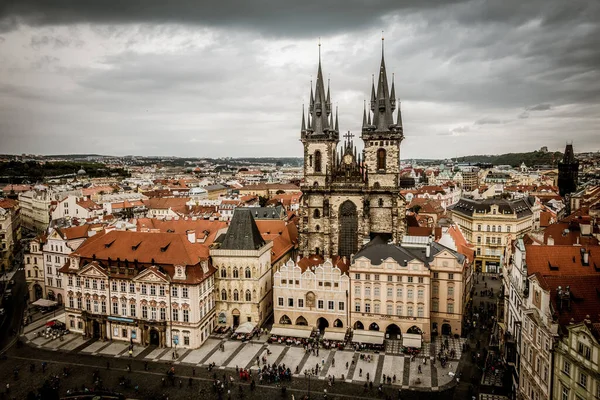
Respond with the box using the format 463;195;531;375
0;0;599;158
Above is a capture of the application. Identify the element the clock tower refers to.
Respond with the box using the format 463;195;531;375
299;41;406;259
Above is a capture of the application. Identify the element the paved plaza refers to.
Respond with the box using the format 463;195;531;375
21;315;465;392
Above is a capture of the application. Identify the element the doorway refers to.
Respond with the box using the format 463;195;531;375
442;323;452;336
149;329;160;346
317;317;329;333
92;320;101;338
232;309;240;327
385;324;401;339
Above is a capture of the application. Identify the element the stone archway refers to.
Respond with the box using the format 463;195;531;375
57;293;63;305
279;315;292;325
385;324;401;339
317;317;329;332
295;316;308;326
333;319;343;328
353;321;364;330
33;284;43;300
442;323;452;336
407;325;422;334
369;322;380;331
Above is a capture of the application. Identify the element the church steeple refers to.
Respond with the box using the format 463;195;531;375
372;37;395;131
301;104;306;133
306;42;334;137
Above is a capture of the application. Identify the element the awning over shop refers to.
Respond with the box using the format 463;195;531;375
323;331;346;341
32;299;57;307
235;322;256;334
402;333;422;348
270;327;313;338
352;330;385;345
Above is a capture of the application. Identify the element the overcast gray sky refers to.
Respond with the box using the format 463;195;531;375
0;0;598;159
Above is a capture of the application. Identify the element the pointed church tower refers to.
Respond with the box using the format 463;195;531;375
361;37;404;191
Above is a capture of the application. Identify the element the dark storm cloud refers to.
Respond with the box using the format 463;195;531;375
30;34;84;49
526;104;552;112
0;0;461;35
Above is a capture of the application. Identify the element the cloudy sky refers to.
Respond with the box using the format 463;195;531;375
0;0;598;159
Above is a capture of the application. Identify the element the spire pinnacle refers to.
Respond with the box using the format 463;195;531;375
390;72;396;111
335;105;339;131
370;74;376;111
381;30;384;57
310;80;314;106
362;100;367;128
301;104;306;132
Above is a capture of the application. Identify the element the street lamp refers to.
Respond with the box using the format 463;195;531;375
304;370;315;399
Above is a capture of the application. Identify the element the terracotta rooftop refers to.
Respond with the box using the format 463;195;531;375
297;254;349;274
136;218;228;246
525;245;600;276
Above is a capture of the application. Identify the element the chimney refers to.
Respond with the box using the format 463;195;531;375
186;229;196;244
546;235;554;246
426;235;432;258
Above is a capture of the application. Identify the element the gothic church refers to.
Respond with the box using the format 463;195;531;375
299;42;407;258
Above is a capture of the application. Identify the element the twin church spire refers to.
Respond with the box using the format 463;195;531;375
301;38;402;139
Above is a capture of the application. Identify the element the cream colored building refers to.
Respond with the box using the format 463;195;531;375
449;197;540;273
553;322;600;400
60;230;216;349
0;198;20;273
349;236;467;343
24;236;46;301
272;256;350;334
211;209;274;328
519;273;557;400
18;189;52;233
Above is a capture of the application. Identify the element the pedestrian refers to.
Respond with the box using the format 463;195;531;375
359;368;362;377
332;358;335;367
346;361;349;369
129;349;133;357
418;365;422;374
5;383;9;394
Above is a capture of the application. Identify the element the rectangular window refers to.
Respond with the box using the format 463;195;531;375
86;299;91;311
355;286;361;296
365;274;370;280
407;305;413;316
317;300;324;309
374;286;380;296
130;304;136;317
100;280;105;290
374;274;380;281
328;301;334;310
101;301;106;313
159;286;165;296
68;276;73;286
396;287;403;297
85;279;90;288
374;303;380;313
432;300;439;311
130;283;135;293
92;279;97;289
298;299;304;308
448;286;454;296
387;275;393;282
448;273;454;280
69;297;74;308
397;276;402;282
288;298;294;307
142;306;148;319
121;303;127;316
386;304;393;315
112;302;118;314
417;305;424;318
365;303;371;313
387;287;393;297
355;274;360;280
433;285;439;295
355;303;360;312
278;297;284;307
160;308;166;320
150;307;156;320
338;302;344;311
113;328;119;337
47;277;52;286
183;309;189;322
172;309;179;321
150;285;156;296
172;287;178;297
120;282;126;292
365;286;371;296
112;281;117;291
122;329;128;338
77;297;82;309
579;372;587;389
418;277;424;283
578;342;591;360
76;277;81;287
448;303;454;314
184;336;190;346
396;305;402;316
417;289;424;299
182;288;188;298
408;277;413;283
433;272;439;279
407;289;413;298
141;284;147;295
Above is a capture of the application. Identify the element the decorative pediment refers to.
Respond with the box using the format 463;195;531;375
78;262;108;278
133;267;168;283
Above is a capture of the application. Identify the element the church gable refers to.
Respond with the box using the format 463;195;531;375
134;267;169;283
78;262;108;278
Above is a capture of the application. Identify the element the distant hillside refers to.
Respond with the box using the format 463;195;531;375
453;150;563;167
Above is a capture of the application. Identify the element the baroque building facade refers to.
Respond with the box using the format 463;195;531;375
299;43;406;259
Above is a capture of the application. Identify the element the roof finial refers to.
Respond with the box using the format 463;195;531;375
318;37;321;64
381;30;384;56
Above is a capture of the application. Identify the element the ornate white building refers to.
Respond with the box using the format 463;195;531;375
59;230;216;349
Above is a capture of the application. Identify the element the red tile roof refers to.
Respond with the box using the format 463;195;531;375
297;254;349;274
525;245;600;276
136;218;228;246
537;275;600;327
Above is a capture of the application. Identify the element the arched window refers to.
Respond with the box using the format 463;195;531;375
492;225;496;232
220;268;226;278
221;289;227;301
309;155;313;167
497;225;502;232
245;267;251;279
233;290;239;301
314;151;322;172
377;148;386;170
313;209;320;219
233;268;239;278
245;290;251;302
378;198;384;207
315;225;320;231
